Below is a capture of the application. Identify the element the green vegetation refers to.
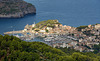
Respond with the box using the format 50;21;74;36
35;29;40;32
32;27;35;30
0;2;20;14
35;20;61;29
93;44;100;54
83;30;94;36
0;35;66;61
27;3;33;7
95;23;100;25
45;29;49;33
57;47;100;61
0;1;35;15
57;47;79;55
0;35;100;61
77;26;88;31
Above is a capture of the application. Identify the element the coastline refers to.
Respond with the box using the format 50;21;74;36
0;12;36;19
4;20;100;52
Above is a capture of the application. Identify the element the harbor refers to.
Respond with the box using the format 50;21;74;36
4;20;100;52
4;20;75;48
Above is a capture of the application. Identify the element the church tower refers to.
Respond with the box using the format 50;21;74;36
32;22;35;27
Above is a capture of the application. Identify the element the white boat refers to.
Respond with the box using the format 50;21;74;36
13;34;20;38
44;38;52;41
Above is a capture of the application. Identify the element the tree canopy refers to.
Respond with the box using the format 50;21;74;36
34;20;61;29
0;35;100;61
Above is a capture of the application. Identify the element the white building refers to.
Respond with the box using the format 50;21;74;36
39;30;46;33
95;24;100;29
46;27;52;30
32;22;35;27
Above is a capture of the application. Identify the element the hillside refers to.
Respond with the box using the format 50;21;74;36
34;20;61;29
0;0;36;18
0;35;100;61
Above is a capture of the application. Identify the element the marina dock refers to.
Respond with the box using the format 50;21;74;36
4;30;26;34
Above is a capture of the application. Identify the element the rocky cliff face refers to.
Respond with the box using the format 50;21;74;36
0;0;36;18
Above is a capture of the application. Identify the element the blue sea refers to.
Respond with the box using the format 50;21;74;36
0;0;100;35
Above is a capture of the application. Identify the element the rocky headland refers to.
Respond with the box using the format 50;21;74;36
0;0;36;18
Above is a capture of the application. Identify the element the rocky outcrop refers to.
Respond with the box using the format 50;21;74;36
0;0;36;18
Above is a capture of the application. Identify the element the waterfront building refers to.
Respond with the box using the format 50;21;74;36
95;24;100;29
88;24;92;28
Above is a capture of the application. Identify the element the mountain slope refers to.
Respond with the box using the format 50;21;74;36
0;0;36;18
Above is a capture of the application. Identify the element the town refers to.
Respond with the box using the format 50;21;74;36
4;20;100;52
